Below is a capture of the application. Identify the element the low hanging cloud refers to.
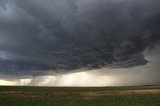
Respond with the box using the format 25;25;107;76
0;42;160;86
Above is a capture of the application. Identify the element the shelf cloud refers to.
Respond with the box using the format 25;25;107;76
0;0;160;86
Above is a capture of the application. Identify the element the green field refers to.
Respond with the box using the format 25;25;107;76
0;86;160;106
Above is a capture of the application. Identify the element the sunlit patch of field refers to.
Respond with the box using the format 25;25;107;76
0;86;160;106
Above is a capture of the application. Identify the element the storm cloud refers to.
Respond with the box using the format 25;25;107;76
0;0;160;86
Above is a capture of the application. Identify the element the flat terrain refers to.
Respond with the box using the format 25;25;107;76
0;86;160;106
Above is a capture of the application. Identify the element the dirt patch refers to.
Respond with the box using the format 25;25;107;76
126;89;160;94
0;91;41;99
80;89;160;97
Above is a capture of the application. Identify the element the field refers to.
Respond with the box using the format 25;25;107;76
0;86;160;106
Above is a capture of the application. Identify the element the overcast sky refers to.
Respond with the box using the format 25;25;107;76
0;0;160;86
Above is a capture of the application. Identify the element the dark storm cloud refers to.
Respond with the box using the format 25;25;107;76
0;0;7;10
0;0;160;75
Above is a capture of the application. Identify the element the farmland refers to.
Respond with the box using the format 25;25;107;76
0;86;160;106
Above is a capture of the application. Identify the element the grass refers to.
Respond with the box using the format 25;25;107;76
0;86;160;106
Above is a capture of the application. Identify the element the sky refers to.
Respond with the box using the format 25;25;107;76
0;0;160;86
